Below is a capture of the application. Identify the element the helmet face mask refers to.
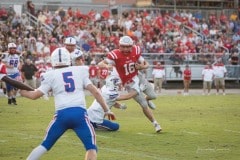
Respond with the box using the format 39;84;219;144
51;48;71;67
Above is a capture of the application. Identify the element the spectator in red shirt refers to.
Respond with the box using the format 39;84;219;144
183;64;191;95
0;7;8;21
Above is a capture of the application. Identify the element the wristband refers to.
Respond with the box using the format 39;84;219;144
104;110;111;114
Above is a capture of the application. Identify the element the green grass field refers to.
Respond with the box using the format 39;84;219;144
0;93;240;160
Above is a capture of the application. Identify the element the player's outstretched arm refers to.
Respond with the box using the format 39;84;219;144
116;90;137;101
98;60;108;68
1;76;34;91
19;89;44;100
98;60;114;70
113;102;127;110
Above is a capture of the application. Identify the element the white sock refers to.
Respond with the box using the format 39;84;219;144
152;120;158;125
26;145;47;160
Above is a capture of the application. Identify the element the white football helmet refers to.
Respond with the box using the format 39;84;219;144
51;47;71;67
64;37;76;45
70;49;83;65
105;75;122;91
8;43;17;49
119;36;133;46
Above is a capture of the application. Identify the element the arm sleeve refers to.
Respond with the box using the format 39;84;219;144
38;72;52;95
1;76;34;91
82;66;93;88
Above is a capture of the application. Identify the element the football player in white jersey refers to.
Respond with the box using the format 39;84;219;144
19;47;114;160
1;43;22;105
87;68;131;131
71;52;131;131
64;36;85;65
0;60;34;91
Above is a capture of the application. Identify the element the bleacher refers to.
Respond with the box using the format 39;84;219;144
0;0;239;87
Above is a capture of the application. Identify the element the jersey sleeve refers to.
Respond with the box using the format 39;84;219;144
133;45;144;63
80;66;93;88
106;50;117;65
37;71;53;95
107;50;117;60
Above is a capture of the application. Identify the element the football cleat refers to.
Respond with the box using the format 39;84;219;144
154;124;162;133
12;98;17;105
8;99;12;105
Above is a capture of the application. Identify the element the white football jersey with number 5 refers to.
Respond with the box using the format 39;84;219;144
38;66;92;111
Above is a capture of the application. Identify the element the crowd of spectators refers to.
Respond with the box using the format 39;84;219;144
0;3;240;73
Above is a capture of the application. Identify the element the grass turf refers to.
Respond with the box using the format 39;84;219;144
0;94;240;160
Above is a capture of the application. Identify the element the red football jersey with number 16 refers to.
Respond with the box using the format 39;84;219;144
107;45;141;85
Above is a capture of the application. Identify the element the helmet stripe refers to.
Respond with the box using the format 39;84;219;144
58;49;62;62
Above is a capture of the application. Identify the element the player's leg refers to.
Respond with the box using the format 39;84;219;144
85;149;97;160
5;83;13;105
134;92;162;132
126;77;161;132
10;73;20;105
73;108;97;159
11;88;18;105
27;114;66;160
143;81;157;110
26;145;47;160
95;119;119;131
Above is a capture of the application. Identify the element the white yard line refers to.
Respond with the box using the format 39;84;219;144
137;132;158;136
196;146;230;153
181;130;200;135
224;129;240;134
